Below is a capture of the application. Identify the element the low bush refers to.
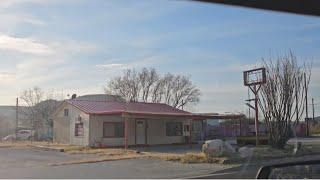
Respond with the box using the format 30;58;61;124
237;136;268;146
180;153;207;163
310;124;320;135
162;155;182;162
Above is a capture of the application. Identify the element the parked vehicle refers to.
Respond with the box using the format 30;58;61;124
2;130;34;141
2;134;16;141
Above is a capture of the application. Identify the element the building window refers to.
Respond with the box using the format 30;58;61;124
103;122;124;138
166;122;182;136
75;116;83;137
64;109;69;116
75;122;84;137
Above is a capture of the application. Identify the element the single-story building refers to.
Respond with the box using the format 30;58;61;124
53;96;210;148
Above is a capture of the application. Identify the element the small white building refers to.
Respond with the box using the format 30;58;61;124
53;95;206;147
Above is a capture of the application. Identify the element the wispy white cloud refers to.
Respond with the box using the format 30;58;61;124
311;66;320;88
0;34;54;55
95;63;126;69
96;54;171;71
0;71;16;85
0;12;46;29
227;63;263;72
0;0;78;8
49;39;99;54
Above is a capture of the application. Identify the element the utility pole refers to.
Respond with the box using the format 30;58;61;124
312;98;315;122
254;85;259;145
295;78;299;123
304;73;309;136
15;98;18;141
248;88;251;120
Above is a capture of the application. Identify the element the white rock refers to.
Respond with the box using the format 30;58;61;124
202;139;224;156
238;146;254;158
224;141;236;153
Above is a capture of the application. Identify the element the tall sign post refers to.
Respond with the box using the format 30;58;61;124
16;98;19;141
243;68;266;146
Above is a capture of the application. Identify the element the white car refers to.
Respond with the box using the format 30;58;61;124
2;130;34;141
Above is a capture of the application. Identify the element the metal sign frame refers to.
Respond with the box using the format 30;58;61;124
243;67;266;86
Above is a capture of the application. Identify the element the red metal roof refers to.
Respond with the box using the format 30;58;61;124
66;100;192;116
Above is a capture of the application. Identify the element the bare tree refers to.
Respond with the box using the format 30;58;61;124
258;52;311;148
106;68;201;109
107;69;141;102
170;75;201;109
20;87;44;137
20;87;62;140
151;78;165;103
161;73;175;105
139;68;159;102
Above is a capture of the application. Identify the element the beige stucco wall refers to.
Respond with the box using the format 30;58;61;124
89;115;135;147
69;105;90;146
53;103;90;146
53;116;70;144
88;115;190;147
146;118;188;145
53;103;70;144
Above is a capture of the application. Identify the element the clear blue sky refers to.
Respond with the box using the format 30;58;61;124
0;0;319;115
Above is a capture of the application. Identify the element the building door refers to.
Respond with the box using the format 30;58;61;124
136;119;146;145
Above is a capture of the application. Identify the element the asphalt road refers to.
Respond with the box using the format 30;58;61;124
189;163;260;179
191;154;320;179
0;148;233;179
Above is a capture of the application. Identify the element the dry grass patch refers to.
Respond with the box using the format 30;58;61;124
46;146;147;166
64;146;138;157
145;152;208;164
0;141;54;148
49;153;144;166
180;153;207;163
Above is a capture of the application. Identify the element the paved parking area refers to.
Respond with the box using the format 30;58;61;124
0;147;232;178
0;148;94;169
0;158;232;179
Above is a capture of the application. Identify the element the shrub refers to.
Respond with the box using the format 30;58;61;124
180;153;206;163
310;124;320;135
237;136;268;146
163;155;182;162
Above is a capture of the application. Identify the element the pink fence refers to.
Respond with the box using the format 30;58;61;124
205;123;306;139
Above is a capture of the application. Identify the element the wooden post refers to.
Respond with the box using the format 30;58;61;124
124;117;128;150
189;119;193;148
239;117;242;137
254;85;259;146
15;98;18;141
312;98;315;123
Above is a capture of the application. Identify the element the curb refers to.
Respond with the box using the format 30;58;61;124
48;156;140;166
29;145;64;152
